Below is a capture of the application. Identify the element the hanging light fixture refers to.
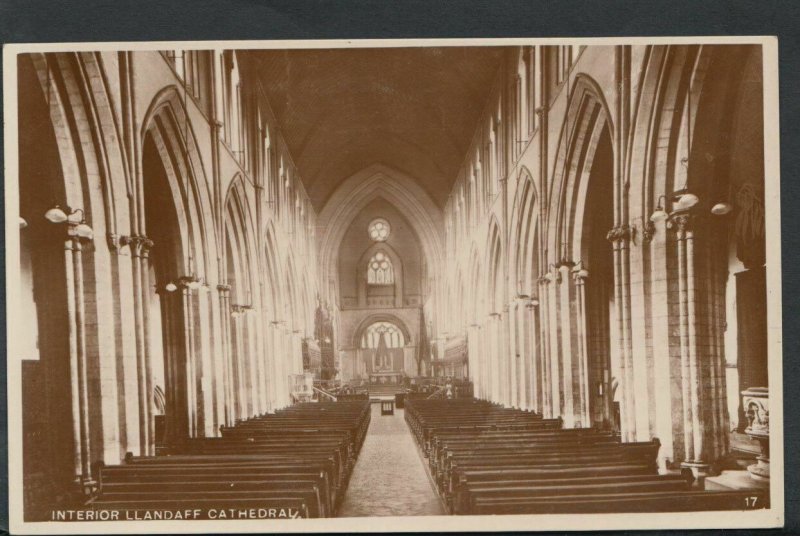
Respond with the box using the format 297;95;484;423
711;201;733;215
165;282;178;292
669;83;699;213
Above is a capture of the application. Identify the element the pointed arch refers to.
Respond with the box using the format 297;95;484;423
510;167;541;297
351;313;413;348
484;217;505;314
547;74;615;265
317;163;444;306
141;85;217;280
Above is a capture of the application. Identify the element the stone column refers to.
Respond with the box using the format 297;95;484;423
217;284;234;425
128;235;151;455
526;297;542;414
467;325;481;399
179;278;198;436
138;238;157;453
669;212;708;475
572;262;591;427
514;298;529;410
607;225;636;440
64;232;95;492
538;276;553;418
544;269;562;418
556;262;576;426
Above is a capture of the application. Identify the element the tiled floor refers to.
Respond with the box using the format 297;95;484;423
337;404;446;517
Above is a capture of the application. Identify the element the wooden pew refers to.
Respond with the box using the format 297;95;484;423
405;398;768;514
88;400;372;518
470;489;770;514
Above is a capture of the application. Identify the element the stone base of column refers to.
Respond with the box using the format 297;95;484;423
73;476;97;499
680;460;711;481
748;455;770;481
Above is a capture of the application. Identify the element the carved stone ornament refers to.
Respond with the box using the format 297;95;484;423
741;386;770;481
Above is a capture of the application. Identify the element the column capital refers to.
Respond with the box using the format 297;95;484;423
121;234;154;254
571;261;589;282
606;224;633;243
667;211;694;233
541;270;561;284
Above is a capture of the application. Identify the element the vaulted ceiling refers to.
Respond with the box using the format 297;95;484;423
249;47;508;209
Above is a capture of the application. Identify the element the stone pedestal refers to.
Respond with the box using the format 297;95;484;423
742;387;769;481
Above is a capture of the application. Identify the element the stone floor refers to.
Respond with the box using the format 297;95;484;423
337;404;446;517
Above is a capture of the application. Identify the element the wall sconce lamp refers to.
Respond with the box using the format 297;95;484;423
19;217;27;229
44;205;93;240
529;295;540;307
670;187;699;212
650;195;668;222
165;282;178;293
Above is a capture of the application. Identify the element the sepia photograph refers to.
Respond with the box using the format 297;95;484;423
3;36;784;533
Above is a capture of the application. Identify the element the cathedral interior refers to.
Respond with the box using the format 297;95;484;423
14;44;771;519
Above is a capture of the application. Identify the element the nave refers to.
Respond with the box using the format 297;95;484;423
81;396;767;518
13;43;773;520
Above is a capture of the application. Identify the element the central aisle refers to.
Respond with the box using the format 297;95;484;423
337;403;446;517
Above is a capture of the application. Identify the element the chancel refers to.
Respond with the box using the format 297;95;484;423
13;43;772;521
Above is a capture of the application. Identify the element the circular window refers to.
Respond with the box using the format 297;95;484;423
368;218;390;241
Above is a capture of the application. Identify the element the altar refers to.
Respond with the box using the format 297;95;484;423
369;371;404;385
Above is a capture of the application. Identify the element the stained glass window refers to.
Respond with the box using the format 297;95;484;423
361;321;405;349
368;218;390;241
367;251;394;284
